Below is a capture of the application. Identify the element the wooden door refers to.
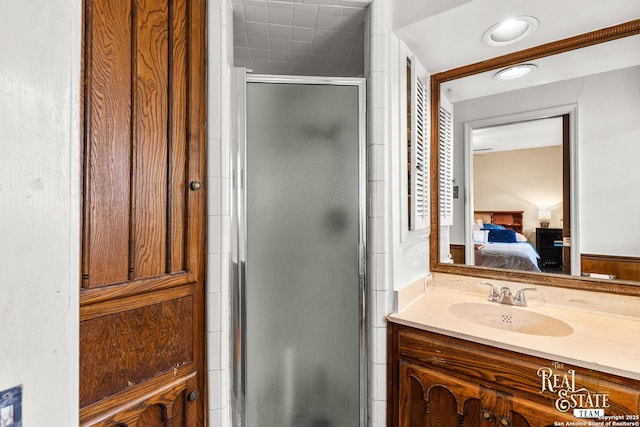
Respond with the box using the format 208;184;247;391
79;0;206;425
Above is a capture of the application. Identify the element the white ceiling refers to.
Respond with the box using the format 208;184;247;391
472;117;563;154
441;35;640;103
396;0;640;74
232;0;369;76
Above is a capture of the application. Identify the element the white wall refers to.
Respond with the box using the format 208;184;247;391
579;66;640;256
0;0;81;425
389;39;430;290
451;66;640;257
393;0;472;30
474;146;564;238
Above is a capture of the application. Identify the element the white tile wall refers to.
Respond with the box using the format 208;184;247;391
366;0;394;425
208;0;233;425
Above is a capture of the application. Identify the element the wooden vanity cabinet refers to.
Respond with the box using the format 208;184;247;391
388;322;640;427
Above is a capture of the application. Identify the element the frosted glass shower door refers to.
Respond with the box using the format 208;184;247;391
245;80;364;427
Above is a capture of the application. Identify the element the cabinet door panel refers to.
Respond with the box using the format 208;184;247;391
400;362;483;427
80;0;206;424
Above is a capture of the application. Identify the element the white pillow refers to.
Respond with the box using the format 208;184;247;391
473;230;489;244
515;232;527;242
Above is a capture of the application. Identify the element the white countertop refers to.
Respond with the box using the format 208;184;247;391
388;288;640;380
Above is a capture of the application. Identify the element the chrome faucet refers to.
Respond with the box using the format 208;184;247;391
482;282;536;306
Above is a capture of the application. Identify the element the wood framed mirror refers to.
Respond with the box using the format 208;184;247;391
429;19;640;296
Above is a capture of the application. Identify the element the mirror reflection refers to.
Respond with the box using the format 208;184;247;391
438;32;640;282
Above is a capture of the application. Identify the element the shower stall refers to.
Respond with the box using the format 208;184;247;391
231;72;367;427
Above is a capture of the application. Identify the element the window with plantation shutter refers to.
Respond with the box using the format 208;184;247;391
439;96;454;226
410;75;429;230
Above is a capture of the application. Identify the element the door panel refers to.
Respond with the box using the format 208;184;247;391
244;81;363;427
80;0;206;425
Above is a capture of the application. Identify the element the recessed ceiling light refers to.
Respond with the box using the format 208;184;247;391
494;64;537;80
483;16;539;46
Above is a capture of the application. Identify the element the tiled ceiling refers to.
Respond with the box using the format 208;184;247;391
232;0;369;76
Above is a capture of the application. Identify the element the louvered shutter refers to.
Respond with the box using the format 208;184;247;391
439;96;454;226
410;75;429;230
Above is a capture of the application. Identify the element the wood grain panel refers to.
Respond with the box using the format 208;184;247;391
79;295;193;407
168;0;188;273
132;0;169;279
81;374;196;427
84;0;132;287
581;253;640;281
450;244;465;264
137;405;164;427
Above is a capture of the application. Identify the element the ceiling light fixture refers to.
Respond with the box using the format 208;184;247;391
494;64;537;80
483;16;539;46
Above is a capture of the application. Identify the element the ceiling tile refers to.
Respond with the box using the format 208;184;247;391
234;34;249;47
292;10;317;28
234;47;251;58
290;40;312;53
250;48;270;60
269;1;294;10
291;26;314;42
293;3;318;13
315;13;340;30
235;57;252;68
338;14;363;32
339;0;368;6
312;28;334;43
242;0;269;7
341;6;366;16
248;35;269;49
232;0;368;76
243;4;269;23
330;41;351;56
289;52;309;63
269;24;291;39
269;38;291;52
270;61;290;72
233;20;247;35
245;21;269;37
310;41;333;54
309;53;329;65
268;7;293;25
252;59;271;70
318;5;343;16
232;6;244;21
270;51;291;62
333;30;358;45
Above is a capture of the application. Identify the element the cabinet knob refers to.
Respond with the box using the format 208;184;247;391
498;415;511;427
481;409;494;421
190;181;202;191
188;390;200;401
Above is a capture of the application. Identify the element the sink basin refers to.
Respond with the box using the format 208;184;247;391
449;303;573;337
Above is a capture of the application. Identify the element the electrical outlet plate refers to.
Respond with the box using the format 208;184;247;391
0;385;22;427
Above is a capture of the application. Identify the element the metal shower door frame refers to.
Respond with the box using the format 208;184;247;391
230;70;368;427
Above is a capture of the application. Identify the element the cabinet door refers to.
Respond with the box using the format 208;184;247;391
79;0;206;425
400;362;487;427
508;394;576;427
399;362;577;427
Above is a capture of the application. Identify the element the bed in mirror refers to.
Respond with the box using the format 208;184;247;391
427;19;640;295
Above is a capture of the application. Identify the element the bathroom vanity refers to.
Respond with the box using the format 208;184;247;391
386;286;640;427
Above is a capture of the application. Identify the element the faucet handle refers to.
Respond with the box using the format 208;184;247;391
481;282;500;302
514;288;537;306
